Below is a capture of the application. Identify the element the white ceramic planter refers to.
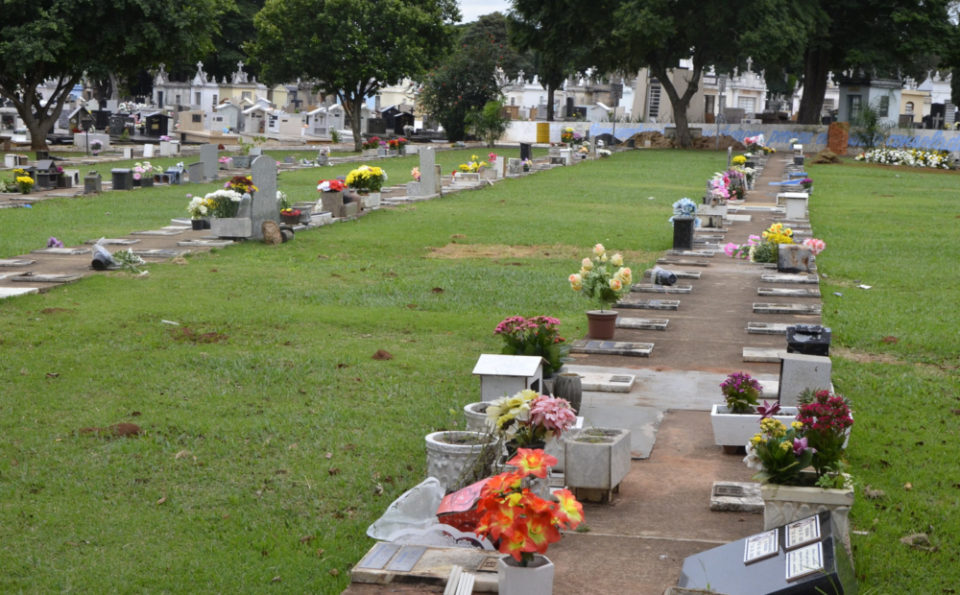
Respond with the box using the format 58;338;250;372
563;428;631;503
709;404;799;449
424;430;497;493
498;554;554;595
361;191;381;209
462;402;491;433
761;475;854;553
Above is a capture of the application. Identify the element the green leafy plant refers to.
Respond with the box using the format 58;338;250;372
494;315;569;376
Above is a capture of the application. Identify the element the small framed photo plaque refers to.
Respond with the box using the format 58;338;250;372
743;529;779;564
785;542;824;581
784;515;821;550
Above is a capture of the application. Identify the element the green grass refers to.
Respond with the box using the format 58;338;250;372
809;159;960;592
0;149;720;593
2;151;956;592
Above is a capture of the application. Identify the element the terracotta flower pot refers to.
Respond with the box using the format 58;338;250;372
586;310;618;340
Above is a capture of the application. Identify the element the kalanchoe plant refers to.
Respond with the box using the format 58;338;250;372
474;449;584;566
744;417;815;485
494;315;569;376
801;177;813;189
720;371;763;413
568;243;632;311
797;389;854;485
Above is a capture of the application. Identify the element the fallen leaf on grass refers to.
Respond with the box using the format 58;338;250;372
324;452;333;459
156;496;166;505
328;467;341;476
900;533;937;552
174;450;190;459
881;336;899;344
328;569;339;577
300;535;314;544
904;482;913;491
45;372;59;378
431;287;444;294
372;349;393;360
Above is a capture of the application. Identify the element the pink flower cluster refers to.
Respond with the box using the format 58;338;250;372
494;315;562;342
797;390;853;435
802;238;826;255
723;235;760;259
529;395;577;436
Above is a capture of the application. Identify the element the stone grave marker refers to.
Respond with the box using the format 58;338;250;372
200;144;218;182
417;147;437;198
616;297;680;310
519;142;532;161
757;287;821;298
752;302;822;315
187;162;204;183
569;340;654;357
143;143;155;158
0;259;36;267
0;287;40;299
250;155;279;240
111;169;133;190
616;317;669;331
507;158;521;176
84;172;102;194
761;273;818;284
779;353;832;406
777;244;814;274
122;147;133;159
631;283;692;294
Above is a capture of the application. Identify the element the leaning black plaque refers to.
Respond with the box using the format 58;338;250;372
676;510;856;595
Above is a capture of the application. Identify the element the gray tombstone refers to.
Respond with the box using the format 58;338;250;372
417;147;437;197
317;147;329;166
250;155;278;240
84;172;102;194
123;147;133;159
778;353;832;406
187;162;205;184
200;144;218;182
433;164;442;194
507;158;522;175
111;168;133;190
249;147;263;157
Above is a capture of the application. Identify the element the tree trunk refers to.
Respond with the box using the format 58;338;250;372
7;75;79;151
339;91;365;152
546;84;555;122
797;46;830;125
652;61;702;149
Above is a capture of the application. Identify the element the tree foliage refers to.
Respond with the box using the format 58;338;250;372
0;0;225;149
460;12;535;82
418;21;505;141
250;0;459;151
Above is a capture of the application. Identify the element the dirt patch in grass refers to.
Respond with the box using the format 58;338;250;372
427;243;659;263
833;346;955;374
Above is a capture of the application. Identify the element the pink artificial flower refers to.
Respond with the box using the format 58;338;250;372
488;152;497;162
529;396;577;436
723;242;739;257
803;238;826;255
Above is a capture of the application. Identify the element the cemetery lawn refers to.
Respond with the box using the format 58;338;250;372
0;149;706;593
809;160;960;592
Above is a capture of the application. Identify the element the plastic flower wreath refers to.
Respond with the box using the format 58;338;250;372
568;243;632;311
474;449;584;566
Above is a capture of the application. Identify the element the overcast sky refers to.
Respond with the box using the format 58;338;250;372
458;0;511;22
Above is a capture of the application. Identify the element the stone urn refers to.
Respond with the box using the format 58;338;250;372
425;430;498;493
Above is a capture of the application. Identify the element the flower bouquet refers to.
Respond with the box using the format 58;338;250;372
457;154;489;173
494;316;569;377
568;243;632;312
204;189;243;218
521;158;533;171
186;193;216;219
387;137;408;151
410;167;421;181
669;197;700;227
345;165;387;193
15;173;35;194
225;175;257;196
486;389;577;454
133;161;159;183
361;136;381;151
316;179;345;193
280;207;302;224
90;140;103;155
474;449;583;566
800;177;813;189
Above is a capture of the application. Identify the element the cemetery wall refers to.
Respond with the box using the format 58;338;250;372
503;120;960;153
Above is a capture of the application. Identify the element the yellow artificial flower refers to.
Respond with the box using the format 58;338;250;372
581;257;593;271
608;278;622;291
569;273;582;291
610;253;623;266
593;243;605;256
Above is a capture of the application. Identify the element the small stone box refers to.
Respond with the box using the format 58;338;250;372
777;244;814;273
83;172;102;194
111;168;133;190
472;354;544;402
778;352;832;406
786;324;831;356
563;428;631;503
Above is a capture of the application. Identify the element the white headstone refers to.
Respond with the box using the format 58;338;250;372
250;155;278;240
200;144;218;182
784;195;808;220
123;147;133;159
143;143;155;158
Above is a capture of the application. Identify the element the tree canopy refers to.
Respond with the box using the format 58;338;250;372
249;0;459;150
0;0;225;149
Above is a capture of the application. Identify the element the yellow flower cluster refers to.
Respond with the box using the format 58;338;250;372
345;165;387;192
731;155;747;166
760;417;787;438
15;175;34;186
486;389;539;432
762;222;794;245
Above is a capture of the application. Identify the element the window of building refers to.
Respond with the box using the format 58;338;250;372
648;79;661;119
848;95;862;120
737;96;756;115
905;101;914;114
192;113;202;123
704;95;715;115
195;92;201;105
878;95;890;117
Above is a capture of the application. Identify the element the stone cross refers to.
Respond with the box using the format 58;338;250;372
250;155;278;240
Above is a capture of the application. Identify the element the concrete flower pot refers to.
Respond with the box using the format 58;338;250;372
710;404;799;452
563;428;631;503
425;430;498;493
761;474;854;553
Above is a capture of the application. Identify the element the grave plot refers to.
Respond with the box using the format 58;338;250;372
757;287;821;298
0;259;36;267
631;283;693;294
0;286;41;299
616;297;680;310
10;272;84;283
753;303;822;315
760;273;819;284
570;339;654;357
746;322;792;335
616;317;669;331
742;347;785;362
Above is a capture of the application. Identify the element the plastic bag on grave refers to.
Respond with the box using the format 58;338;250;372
366;477;446;541
650;266;678;286
91;238;119;270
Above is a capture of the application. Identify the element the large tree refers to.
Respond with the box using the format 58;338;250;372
250;0;459;151
0;0;224;149
596;0;808;147
794;0;952;124
508;0;599;121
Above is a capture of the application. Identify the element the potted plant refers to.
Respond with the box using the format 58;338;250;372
521;158;532;172
453;155;488;183
317;178;346;216
14;172;34;194
710;373;798;452
462;401;491;432
132;161;158;187
801;177;813;193
387;137;408;155
424;430;500;493
568;243;632;340
494;315;569;378
486;389;577;460
473;449;584;595
744;389;855;550
345;165;386;209
280;207;302;224
185;193;215;229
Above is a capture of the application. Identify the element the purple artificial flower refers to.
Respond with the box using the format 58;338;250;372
47;237;64;248
793;436;816;456
756;400;781;419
